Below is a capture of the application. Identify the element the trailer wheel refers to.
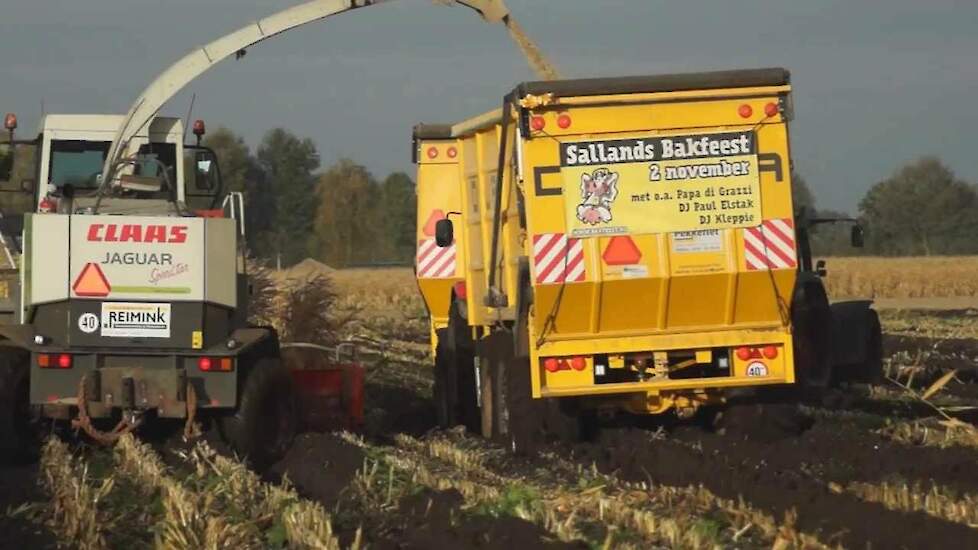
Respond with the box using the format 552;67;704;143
219;355;296;470
434;301;480;432
791;283;833;395
0;349;39;463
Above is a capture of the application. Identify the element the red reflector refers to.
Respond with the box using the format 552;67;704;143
570;356;586;371
557;114;572;129
447;146;458;159
530;116;546;131
453;281;467;301
57;354;72;369
198;357;213;371
738;104;753;118
543;358;560;373
4;113;17;131
37;354;51;368
735;347;752;361
426;147;439;159
762;345;779;359
764;102;779;117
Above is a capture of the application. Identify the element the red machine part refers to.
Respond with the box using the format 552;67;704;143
289;363;364;432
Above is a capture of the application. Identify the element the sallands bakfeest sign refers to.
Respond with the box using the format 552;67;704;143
560;131;761;238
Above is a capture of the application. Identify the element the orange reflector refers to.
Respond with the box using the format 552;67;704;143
422;209;445;237
602;236;642;266
37;354;51;368
218;358;233;372
72;262;111;297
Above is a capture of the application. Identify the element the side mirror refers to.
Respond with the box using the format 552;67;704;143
118;174;163;193
850;225;865;248
435;218;454;247
815;259;827;278
0;143;12;181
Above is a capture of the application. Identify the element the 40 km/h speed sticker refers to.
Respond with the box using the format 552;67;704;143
78;313;100;334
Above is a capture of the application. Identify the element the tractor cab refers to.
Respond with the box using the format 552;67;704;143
0;113;224;218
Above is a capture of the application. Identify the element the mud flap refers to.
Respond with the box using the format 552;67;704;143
830;301;883;384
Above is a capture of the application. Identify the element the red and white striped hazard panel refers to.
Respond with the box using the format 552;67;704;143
417;239;457;278
533;233;586;284
743;218;797;270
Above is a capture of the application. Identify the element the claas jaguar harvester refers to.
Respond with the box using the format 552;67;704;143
414;68;883;444
0;113;297;467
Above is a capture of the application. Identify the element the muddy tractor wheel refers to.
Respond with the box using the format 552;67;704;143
219;355;297;470
831;304;884;384
0;349;40;463
434;302;480;433
791;283;833;397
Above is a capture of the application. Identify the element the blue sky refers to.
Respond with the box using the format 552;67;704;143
2;0;976;211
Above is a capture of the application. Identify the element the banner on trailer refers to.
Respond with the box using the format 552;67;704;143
559;130;761;238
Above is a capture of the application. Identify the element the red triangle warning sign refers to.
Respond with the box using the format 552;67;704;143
602;236;642;266
422;209;446;237
73;263;111;297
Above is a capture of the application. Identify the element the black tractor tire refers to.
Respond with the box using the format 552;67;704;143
434;301;480;433
833;307;884;385
790;283;833;398
0;349;40;463
218;356;297;470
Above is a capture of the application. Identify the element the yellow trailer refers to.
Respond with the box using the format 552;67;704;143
414;68;882;443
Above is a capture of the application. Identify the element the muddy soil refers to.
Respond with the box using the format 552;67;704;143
375;488;584;550
269;432;365;509
569;411;978;549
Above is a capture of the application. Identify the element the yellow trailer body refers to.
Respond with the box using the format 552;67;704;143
416;69;880;427
413;124;466;352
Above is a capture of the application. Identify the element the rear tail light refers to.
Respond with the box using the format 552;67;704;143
764;102;779;117
199;357;233;372
738;104;753;118
426;147;439;159
447;146;458;159
37;354;72;369
735;346;779;361
557;114;572;129
543;356;588;372
530;116;546;131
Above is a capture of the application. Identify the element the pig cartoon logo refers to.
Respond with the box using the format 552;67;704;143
576;168;619;225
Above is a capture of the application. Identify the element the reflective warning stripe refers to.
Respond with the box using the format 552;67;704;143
417;238;456;278
744;218;797;270
533;233;585;284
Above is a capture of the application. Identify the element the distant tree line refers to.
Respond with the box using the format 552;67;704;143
795;156;978;257
203;127;417;268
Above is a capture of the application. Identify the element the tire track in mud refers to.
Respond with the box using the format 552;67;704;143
567;409;978;549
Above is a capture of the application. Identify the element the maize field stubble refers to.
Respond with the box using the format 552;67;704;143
10;257;978;549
